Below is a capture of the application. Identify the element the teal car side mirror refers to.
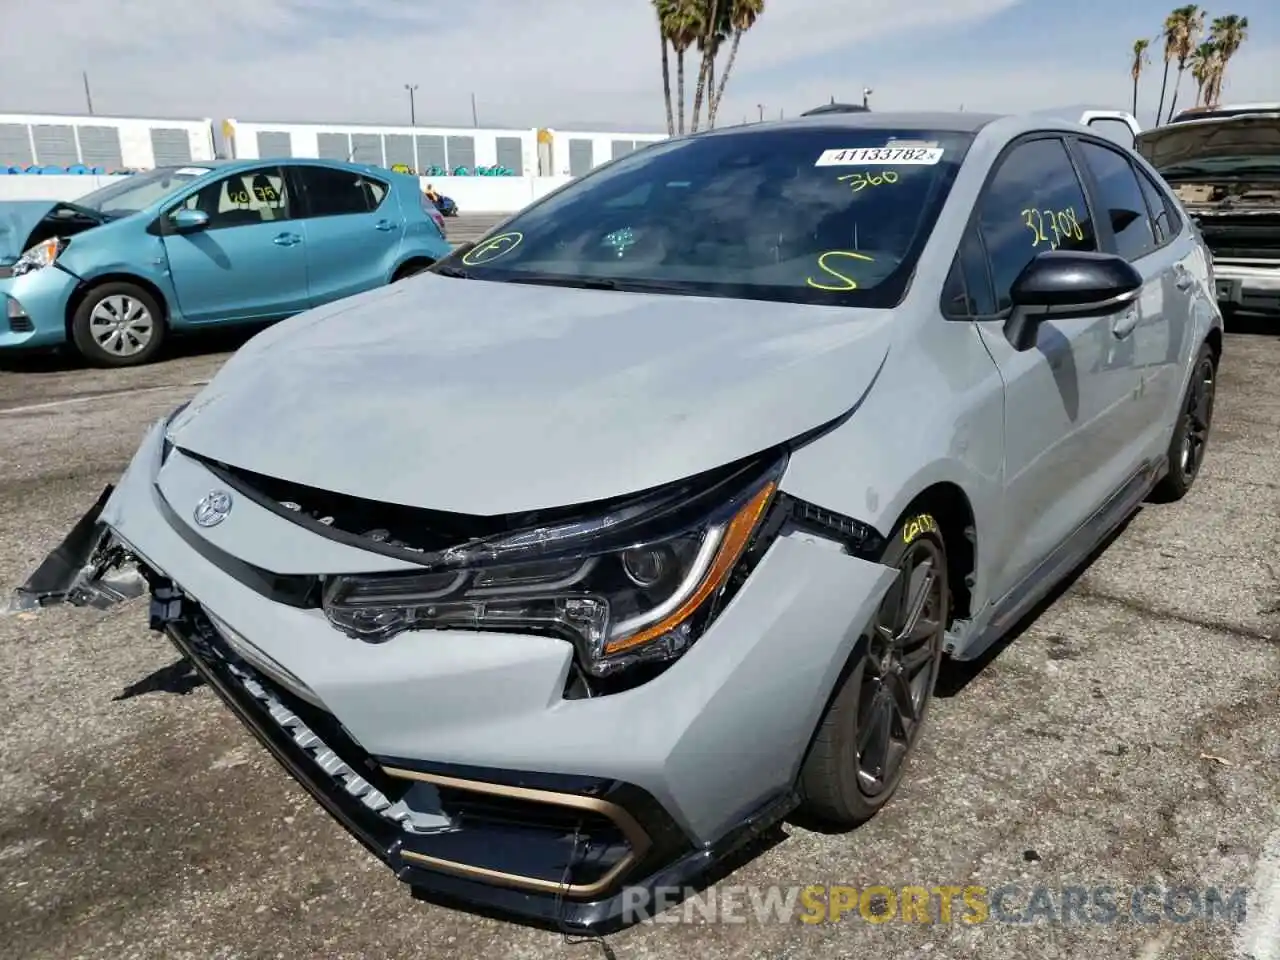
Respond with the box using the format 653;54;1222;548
170;208;210;233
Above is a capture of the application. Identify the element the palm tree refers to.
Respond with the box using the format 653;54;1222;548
1130;38;1151;117
1189;40;1219;107
653;0;676;136
689;0;723;133
1155;10;1182;127
1207;14;1249;105
708;0;765;129
658;0;704;134
1165;5;1204;123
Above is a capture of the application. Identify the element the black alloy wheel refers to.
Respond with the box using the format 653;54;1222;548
798;512;948;826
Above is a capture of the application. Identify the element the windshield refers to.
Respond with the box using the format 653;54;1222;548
74;166;213;217
446;126;973;307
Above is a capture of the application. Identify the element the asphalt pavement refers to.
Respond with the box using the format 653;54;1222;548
0;304;1277;959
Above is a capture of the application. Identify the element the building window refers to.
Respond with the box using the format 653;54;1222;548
150;127;193;165
349;133;383;166
255;131;293;158
316;132;351;161
445;135;476;172
494;136;523;173
568;139;593;177
33;124;79;166
0;123;34;167
415;134;446;172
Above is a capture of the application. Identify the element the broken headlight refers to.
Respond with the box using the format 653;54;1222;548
12;237;67;277
321;454;784;676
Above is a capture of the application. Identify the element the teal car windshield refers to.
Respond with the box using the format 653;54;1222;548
448;127;974;308
73;166;212;218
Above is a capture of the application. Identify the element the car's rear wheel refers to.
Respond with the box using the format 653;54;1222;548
70;282;167;368
1150;341;1217;502
798;511;949;827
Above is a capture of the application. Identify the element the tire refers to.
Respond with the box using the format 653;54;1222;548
70;282;167;368
393;261;432;282
798;510;949;827
1150;341;1217;503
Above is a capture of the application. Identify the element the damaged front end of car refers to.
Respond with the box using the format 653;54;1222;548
7;399;898;935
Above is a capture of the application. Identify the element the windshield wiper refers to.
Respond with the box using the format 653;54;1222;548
432;264;473;279
503;275;699;295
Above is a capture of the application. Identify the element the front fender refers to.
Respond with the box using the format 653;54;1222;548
777;320;1005;607
59;236;182;323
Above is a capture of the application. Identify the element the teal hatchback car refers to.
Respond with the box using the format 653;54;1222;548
0;158;452;366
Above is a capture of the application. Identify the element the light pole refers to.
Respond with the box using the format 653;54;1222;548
405;84;418;126
82;71;94;115
757;103;764;122
862;86;873;109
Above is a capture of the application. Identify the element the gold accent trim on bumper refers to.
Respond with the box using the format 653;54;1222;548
381;766;652;899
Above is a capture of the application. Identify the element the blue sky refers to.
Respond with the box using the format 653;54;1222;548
2;0;1274;132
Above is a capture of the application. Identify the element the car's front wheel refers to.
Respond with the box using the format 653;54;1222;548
798;511;949;827
70;282;167;368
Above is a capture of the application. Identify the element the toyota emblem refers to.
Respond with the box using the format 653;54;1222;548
193;490;233;527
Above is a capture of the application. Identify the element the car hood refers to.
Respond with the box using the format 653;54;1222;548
167;275;897;515
0;201;60;263
1137;114;1280;174
0;200;108;263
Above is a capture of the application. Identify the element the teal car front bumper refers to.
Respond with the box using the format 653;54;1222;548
0;264;80;351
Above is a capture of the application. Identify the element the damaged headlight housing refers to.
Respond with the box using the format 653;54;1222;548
13;237;67;277
322;455;785;676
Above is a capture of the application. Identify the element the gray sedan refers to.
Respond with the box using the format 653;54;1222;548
17;109;1223;935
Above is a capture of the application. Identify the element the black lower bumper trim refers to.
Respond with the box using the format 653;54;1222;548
152;591;796;934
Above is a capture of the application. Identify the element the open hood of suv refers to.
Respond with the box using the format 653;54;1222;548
1137;113;1280;177
167;275;897;515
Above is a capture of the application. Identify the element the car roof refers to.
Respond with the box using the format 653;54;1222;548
154;157;395;177
716;110;1009;136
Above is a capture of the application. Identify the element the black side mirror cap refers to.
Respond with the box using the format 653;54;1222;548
1005;250;1143;351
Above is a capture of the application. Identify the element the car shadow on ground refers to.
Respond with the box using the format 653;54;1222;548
934;513;1135;699
0;323;270;374
114;657;205;701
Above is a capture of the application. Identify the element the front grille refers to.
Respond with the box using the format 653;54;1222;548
8;317;34;333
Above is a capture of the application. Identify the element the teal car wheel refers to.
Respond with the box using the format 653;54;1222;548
71;282;167;368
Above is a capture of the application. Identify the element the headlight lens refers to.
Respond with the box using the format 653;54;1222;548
322;457;783;676
13;237;66;277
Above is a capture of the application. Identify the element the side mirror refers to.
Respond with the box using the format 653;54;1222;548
1004;250;1143;351
170;208;210;233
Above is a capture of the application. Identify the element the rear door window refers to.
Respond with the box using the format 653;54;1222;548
1075;140;1157;261
296;165;388;217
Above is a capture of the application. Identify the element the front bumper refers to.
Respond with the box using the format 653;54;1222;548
19;417;896;931
0;264;79;350
1213;259;1280;315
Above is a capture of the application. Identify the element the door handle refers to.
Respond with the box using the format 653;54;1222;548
1174;266;1195;291
374;220;396;232
273;233;301;246
1112;307;1139;339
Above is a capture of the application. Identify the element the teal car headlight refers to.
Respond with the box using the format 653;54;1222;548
321;455;785;677
12;237;68;277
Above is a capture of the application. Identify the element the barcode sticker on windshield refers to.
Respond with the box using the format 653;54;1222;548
815;147;944;166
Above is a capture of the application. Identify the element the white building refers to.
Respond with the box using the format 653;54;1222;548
0;113;216;170
224;119;668;178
